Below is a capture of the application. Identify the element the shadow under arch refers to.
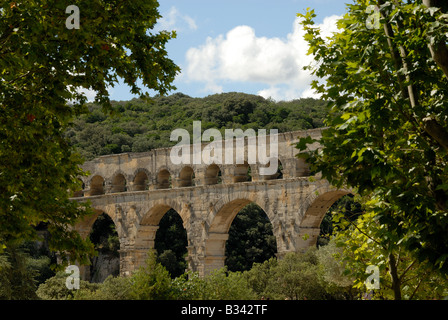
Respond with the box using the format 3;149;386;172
205;197;276;274
74;207;121;282
88;212;120;283
136;202;188;277
156;168;171;189
87;175;105;196
205;163;222;185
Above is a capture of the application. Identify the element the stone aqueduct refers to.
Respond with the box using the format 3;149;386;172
72;128;350;279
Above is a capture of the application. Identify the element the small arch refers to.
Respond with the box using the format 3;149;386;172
88;175;105;196
156;169;171;189
205;164;222;185
133;170;149;191
178;166;195;187
110;173;127;193
232;161;252;183
259;159;283;180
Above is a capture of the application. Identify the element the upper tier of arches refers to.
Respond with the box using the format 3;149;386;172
74;128;323;197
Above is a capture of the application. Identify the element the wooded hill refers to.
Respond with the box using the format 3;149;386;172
66;92;328;160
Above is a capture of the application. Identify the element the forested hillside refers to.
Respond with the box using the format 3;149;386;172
66;92;328;160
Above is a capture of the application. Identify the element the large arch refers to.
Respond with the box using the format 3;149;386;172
225;202;277;272
89;213;120;282
132;201;187;269
154;208;189;277
204;197;274;274
297;186;352;249
74;207;123;281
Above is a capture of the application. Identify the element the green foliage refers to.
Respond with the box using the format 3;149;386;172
225;203;277;272
333;200;448;300
36;271;99;300
128;250;173;300
154;209;188;278
36;247;357;300
0;245;38;299
243;249;354;300
0;241;57;299
297;1;448;276
201;268;257;300
0;0;178;265
67;93;328;160
72;275;133;300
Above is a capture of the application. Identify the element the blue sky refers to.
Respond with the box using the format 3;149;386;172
106;0;350;102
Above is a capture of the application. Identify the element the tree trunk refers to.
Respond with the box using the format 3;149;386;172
423;0;448;79
388;253;402;300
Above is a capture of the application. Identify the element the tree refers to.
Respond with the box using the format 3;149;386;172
332;202;448;299
225;203;277;272
128;250;173;300
297;0;448;275
154;209;188;278
0;1;179;265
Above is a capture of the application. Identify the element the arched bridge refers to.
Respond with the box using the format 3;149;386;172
72;128;350;278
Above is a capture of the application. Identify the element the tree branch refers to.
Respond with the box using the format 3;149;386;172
423;0;448;79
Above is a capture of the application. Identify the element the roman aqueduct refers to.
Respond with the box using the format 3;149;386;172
72;128;351;279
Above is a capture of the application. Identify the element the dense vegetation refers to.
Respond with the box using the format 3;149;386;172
35;248;357;300
296;0;448;300
0;0;179;268
66;92;328;160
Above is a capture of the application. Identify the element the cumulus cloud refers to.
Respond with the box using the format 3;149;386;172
184;15;341;101
158;6;198;33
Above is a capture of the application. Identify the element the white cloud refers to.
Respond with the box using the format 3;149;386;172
158;6;198;33
184;15;341;100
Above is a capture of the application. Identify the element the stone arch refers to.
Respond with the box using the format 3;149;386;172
208;191;271;230
74;206;124;280
297;184;352;249
232;161;252;183
88;212;120;282
259;158;283;180
132;201;187;270
110;172;127;193
87;175;105;196
133;168;150;191
75;206;122;238
156;168;171;189
301;187;352;228
204;196;274;275
204;164;222;185
178;165;195;187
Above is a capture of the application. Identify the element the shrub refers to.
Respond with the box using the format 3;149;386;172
36;272;99;300
127;250;173;300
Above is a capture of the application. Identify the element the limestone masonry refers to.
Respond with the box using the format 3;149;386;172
72;128;350;279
